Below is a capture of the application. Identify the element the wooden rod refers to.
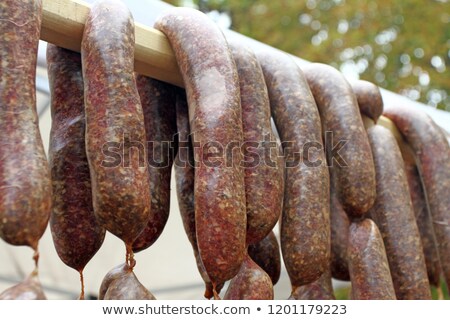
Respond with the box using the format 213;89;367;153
41;0;183;87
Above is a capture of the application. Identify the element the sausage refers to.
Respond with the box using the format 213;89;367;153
224;254;273;300
0;0;51;259
347;219;396;300
367;125;431;299
257;51;330;290
248;231;281;285
303;63;376;219
289;270;335;300
0;269;46;300
401;144;442;287
99;264;156;300
383;104;450;291
81;0;151;265
229;42;283;245
330;181;350;281
132;76;177;253
350;80;384;123
174;89;224;299
47;45;106;299
155;8;246;296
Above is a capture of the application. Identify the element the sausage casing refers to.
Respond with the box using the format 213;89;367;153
384;104;450;291
155;8;247;290
132;76;177;252
348;219;396;300
0;0;51;252
47;45;105;273
258;52;330;289
304;63;376;219
367;125;431;299
81;0;151;248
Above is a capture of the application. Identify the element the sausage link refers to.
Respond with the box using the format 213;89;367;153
47;45;106;299
0;269;46;300
248;231;281;285
367;125;431;299
174;89;224;299
330;181;350;281
81;0;151;262
99;264;156;300
224;254;273;300
304;63;376;219
402;146;442;287
350;80;384;123
348;219;396;300
257;51;330;290
289;270;335;300
384;105;450;291
229;42;283;245
132;76;177;252
0;0;51;255
155;8;246;294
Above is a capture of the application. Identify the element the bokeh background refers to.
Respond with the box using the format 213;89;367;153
167;0;450;111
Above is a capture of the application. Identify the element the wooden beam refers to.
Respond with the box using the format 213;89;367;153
41;0;183;87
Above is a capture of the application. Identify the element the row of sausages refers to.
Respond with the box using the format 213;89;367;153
1;0;449;300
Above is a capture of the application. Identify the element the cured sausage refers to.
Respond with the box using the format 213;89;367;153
229;42;283;245
330;180;350;281
155;8;246;296
174;89;223;299
81;0;151;266
351;80;383;123
347;219;396;300
0;0;51;260
257;51;330;290
304;63;376;219
402;148;442;287
132;76;177;252
0;269;46;300
384;104;450;291
367;124;431;299
289;270;335;300
47;44;105;299
248;231;281;285
224;254;273;300
99;264;156;300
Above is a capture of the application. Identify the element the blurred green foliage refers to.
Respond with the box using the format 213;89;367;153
167;0;450;111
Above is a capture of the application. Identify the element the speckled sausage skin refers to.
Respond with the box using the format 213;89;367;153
384;105;450;291
257;51;330;289
248;231;281;285
348;219;396;300
289;270;335;300
224;254;273;300
99;264;156;300
367;125;431;299
330;182;350;281
81;0;151;257
132;76;177;253
402;149;442;287
350;80;383;123
304;63;376;219
174;89;223;299
155;8;246;294
0;0;51;253
229;43;283;245
47;45;105;281
0;270;46;300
